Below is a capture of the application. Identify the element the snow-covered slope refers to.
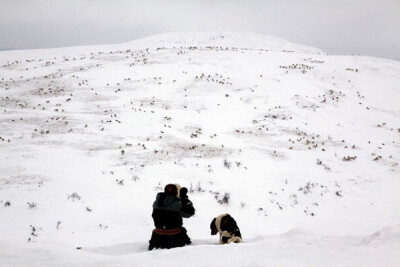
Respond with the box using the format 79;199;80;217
0;32;399;266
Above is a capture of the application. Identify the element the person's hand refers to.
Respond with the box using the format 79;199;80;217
180;187;188;199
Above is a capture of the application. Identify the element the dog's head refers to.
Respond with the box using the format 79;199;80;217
210;218;218;235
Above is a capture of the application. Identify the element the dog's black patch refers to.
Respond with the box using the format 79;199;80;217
221;214;241;238
210;218;218;235
221;236;230;243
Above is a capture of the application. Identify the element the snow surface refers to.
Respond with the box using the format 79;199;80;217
0;32;399;266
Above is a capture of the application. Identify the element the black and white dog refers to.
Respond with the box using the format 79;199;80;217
210;214;242;244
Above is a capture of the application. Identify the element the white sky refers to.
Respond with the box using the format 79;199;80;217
0;0;399;60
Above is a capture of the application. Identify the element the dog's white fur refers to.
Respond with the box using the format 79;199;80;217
214;214;242;244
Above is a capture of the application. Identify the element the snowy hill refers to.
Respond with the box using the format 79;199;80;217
0;32;399;266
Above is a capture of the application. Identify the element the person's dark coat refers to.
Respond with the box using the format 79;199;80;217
149;184;195;250
152;192;194;229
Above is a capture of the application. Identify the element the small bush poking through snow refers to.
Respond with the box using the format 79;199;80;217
154;181;163;191
27;202;37;209
28;225;41;242
68;193;81;201
298;182;314;194
342;156;357;161
190;181;205;193
216;192;230;204
223;159;232;169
